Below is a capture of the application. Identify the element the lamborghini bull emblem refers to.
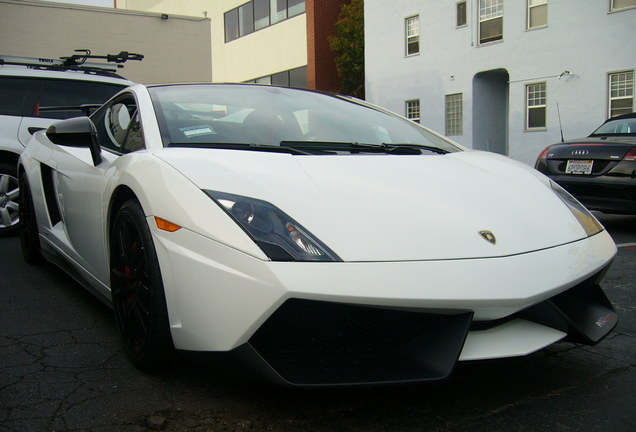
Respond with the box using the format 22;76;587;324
479;230;497;245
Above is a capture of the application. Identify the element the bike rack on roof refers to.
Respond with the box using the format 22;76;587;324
0;49;144;78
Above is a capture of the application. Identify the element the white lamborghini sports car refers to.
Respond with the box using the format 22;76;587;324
18;84;618;387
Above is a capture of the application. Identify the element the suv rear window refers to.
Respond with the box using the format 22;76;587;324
0;77;126;119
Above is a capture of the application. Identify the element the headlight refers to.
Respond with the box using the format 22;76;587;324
205;190;341;262
550;180;603;237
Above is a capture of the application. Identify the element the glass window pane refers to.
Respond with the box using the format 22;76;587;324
239;3;254;36
406;16;419;55
38;80;126;119
254;0;270;30
256;76;272;85
610;98;633;117
445;93;463;136
405;99;420;123
480;0;503;20
610;71;634;97
457;1;467;26
0;77;38;116
479;17;503;43
612;0;636;10
289;66;308;88
288;0;305;17
529;4;547;28
224;8;239;42
271;71;289;86
528;107;546;128
271;0;287;24
407;38;419;55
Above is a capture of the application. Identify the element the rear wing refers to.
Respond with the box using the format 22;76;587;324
0;49;143;77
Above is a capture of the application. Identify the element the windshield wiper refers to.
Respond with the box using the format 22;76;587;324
279;141;450;155
166;142;313;155
381;143;450;154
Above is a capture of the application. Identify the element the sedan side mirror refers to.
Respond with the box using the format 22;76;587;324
46;117;102;166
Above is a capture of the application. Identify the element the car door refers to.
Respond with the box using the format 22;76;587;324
49;94;143;288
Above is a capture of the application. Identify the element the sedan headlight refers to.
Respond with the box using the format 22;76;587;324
550;180;603;237
205;190;341;262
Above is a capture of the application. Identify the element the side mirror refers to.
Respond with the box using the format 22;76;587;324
46;117;102;166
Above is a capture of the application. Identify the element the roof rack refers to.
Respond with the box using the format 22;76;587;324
0;49;143;77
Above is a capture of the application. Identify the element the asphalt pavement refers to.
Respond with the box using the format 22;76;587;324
1;214;635;432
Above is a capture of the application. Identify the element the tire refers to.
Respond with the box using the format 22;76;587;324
110;199;175;368
0;161;20;237
19;174;43;264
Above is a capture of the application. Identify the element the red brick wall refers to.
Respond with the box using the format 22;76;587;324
306;0;348;93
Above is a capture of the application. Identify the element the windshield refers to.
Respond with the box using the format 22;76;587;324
148;84;461;153
591;117;636;136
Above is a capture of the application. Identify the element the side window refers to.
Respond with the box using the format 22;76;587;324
37;80;125;119
106;103;133;147
122;112;145;153
92;95;145;153
0;77;41;116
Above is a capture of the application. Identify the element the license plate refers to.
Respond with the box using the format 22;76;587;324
566;160;593;175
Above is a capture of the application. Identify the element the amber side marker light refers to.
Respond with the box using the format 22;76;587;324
155;217;182;232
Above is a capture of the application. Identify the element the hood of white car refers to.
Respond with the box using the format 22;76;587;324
156;148;590;262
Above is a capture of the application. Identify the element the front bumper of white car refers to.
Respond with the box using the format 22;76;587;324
151;224;617;387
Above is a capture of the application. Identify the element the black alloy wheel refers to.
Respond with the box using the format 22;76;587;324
110;199;174;368
18;174;43;264
0;161;20;237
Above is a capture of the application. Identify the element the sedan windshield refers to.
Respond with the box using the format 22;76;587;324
148;84;461;154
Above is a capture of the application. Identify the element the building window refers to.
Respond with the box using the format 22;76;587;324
611;0;636;11
254;0;270;30
271;0;287;24
239;2;255;37
445;93;463;136
224;0;306;43
526;82;546;129
288;0;306;17
245;66;308;89
457;1;467;27
224;8;239;42
406;99;420;123
527;0;547;29
609;70;634;118
479;0;503;44
405;15;420;56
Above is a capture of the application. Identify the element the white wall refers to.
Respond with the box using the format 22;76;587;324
365;0;636;165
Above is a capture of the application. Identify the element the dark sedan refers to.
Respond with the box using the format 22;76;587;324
535;113;636;214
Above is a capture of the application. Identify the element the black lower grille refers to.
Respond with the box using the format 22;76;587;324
251;299;441;355
248;299;473;386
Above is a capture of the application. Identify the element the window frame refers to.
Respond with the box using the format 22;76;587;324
405;15;420;56
525;82;547;131
527;0;548;30
405;99;420;123
456;1;467;28
478;0;504;45
445;93;463;136
610;0;636;12
608;70;635;118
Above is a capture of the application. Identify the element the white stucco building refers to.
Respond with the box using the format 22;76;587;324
365;0;636;165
